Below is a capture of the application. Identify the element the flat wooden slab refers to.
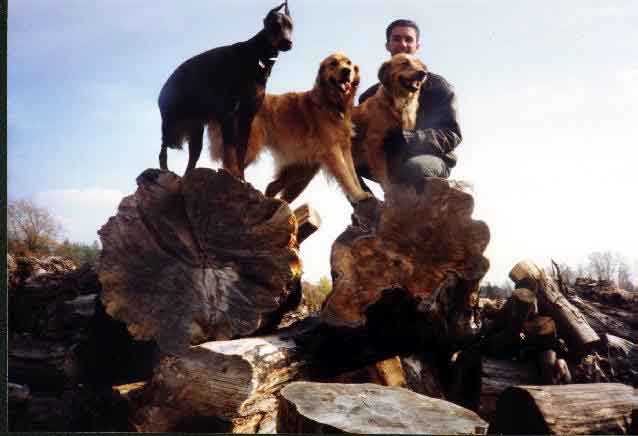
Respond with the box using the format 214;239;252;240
278;381;487;434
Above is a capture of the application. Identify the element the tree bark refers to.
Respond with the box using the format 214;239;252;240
130;318;318;433
488;383;638;435
97;168;303;354
322;179;490;348
509;260;600;353
277;381;487;434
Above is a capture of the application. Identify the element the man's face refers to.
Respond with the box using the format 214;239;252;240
386;26;420;56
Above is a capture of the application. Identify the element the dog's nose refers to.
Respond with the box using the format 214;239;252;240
416;70;427;81
280;39;293;51
340;67;351;78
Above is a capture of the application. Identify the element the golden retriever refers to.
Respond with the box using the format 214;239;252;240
210;53;372;204
352;53;428;189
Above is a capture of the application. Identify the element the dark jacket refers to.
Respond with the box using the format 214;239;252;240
358;72;462;168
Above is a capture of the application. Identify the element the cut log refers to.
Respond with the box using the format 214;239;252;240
523;315;557;351
322;179;490;347
509;260;600;353
98;168;302;354
8;383;31;431
568;293;638;343
130;318;317;433
489;383;638;435
293;204;321;244
485;288;538;357
479;357;539;421
277;382;487;434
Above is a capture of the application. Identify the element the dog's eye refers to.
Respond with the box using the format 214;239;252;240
330;60;338;67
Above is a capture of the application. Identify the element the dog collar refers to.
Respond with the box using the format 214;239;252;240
258;57;278;70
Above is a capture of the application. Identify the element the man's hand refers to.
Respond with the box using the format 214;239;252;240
384;128;445;156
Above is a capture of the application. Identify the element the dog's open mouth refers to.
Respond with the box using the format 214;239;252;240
399;74;425;92
331;77;355;95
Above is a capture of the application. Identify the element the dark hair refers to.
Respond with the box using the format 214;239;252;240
385;19;420;42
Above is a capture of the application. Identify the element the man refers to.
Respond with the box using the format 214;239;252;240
357;19;462;190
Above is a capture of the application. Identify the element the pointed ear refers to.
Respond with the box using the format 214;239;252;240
266;2;286;17
284;0;290;16
378;60;391;88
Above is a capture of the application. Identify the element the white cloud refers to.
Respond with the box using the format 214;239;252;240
35;187;125;209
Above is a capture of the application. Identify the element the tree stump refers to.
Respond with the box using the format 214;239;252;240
509;260;600;353
98;168;302;354
277;382;487;434
489;383;638;435
322;179;490;347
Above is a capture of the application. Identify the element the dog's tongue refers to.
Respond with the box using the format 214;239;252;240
340;82;352;94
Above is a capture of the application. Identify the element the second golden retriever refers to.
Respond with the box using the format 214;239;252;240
352;53;428;189
210;53;372;204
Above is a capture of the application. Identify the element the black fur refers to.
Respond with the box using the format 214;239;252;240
158;2;293;178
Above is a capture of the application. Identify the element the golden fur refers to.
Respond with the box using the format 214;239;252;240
352;53;428;189
209;53;372;204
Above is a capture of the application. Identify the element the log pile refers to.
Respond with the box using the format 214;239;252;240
7;167;638;433
7;255;158;431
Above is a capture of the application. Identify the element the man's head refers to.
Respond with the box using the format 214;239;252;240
385;19;420;56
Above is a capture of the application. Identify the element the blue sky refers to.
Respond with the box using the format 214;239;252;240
8;1;638;284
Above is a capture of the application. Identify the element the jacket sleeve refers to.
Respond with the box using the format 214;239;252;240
358;83;380;105
411;76;462;156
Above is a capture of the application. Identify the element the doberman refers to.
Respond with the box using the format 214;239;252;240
158;2;293;179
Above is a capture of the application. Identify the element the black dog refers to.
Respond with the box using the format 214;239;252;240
158;2;293;178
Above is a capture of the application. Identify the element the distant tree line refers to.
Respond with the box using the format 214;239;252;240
7;199;101;267
550;251;636;291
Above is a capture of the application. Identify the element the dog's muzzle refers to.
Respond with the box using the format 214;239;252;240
400;70;427;92
279;39;293;51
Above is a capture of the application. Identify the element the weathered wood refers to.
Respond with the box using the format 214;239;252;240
400;354;445;398
509;260;600;353
323;180;490;347
277;382;487;434
328;356;408;388
479;357;539;421
569;293;638;343
293;204;321;244
98;168;302;354
489;383;638;435
131;319;317;433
